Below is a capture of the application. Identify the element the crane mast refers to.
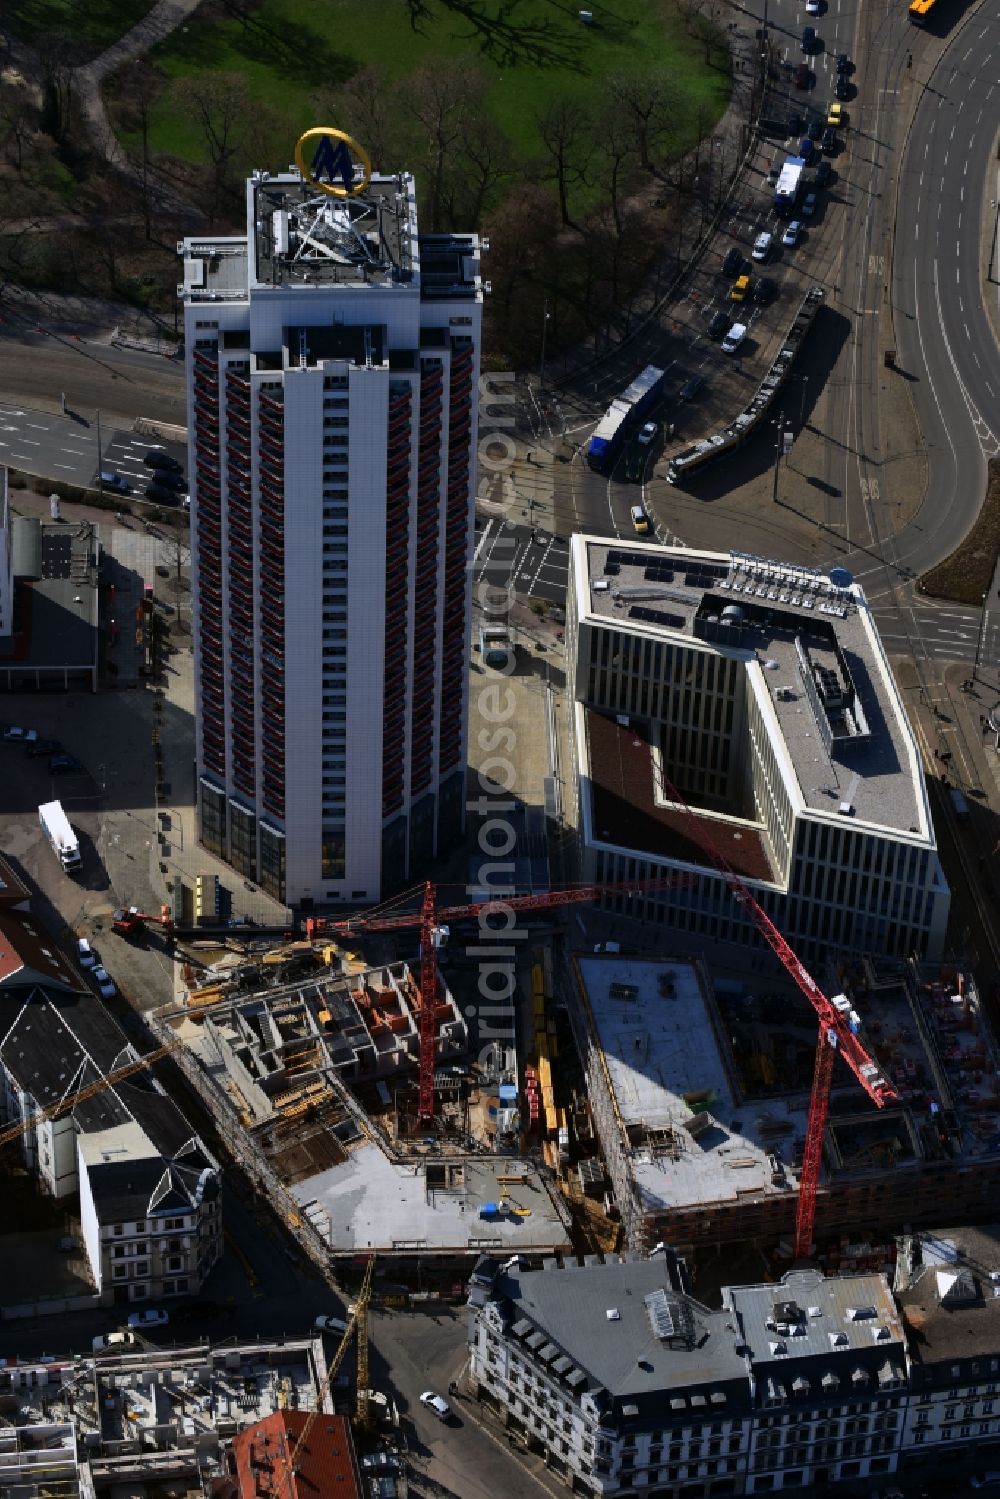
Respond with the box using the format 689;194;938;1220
652;765;898;1259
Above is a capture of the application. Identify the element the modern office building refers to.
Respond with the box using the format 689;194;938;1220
566;538;950;966
179;146;484;907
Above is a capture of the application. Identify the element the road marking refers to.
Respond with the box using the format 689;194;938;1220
52;463;77;470
18;438;40;445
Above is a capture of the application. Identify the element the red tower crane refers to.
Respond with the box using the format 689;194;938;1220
305;874;694;1121
652;766;899;1259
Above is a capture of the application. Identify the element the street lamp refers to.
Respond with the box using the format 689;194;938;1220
539;296;552;389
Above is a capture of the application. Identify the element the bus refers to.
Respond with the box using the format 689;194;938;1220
908;0;936;23
586;366;666;472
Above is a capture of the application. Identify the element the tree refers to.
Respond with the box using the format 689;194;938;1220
316;65;396;172
442;116;509;228
535;97;591;229
116;61;163;240
397;63;481;231
594;90;640;238
0;83;34;173
174;72;258;215
604;70;678;175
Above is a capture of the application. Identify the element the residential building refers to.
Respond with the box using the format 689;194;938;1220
179;147;484;908
726;1269;907;1494
566;538;950;966
0;990;222;1307
468;1259;916;1499
468;1250;752;1497
895;1225;1000;1478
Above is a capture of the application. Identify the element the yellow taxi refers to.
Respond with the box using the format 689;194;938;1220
827;102;844;127
730;273;751;302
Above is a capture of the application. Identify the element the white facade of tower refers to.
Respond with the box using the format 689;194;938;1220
179;165;483;907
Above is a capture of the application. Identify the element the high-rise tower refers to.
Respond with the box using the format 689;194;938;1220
179;141;483;908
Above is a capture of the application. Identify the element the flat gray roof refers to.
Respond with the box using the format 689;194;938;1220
291;1143;571;1257
491;1258;749;1409
577;956;807;1213
576;539;928;840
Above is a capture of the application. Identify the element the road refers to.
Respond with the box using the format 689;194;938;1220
0;398;187;497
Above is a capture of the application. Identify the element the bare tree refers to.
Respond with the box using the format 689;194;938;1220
397;63;481;231
174;72;257;214
316;65;396;172
442;116;509;228
116;61;163;240
535;97;591;229
0;83;34;173
604;70;678;175
594;92;640;238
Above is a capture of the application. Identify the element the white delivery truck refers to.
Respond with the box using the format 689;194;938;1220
39;800;82;874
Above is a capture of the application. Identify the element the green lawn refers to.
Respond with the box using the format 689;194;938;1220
142;0;730;182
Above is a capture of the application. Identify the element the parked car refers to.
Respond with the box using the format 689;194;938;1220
26;738;60;758
801;24;816;50
420;1391;451;1422
782;220;802;247
99;472;130;494
127;1309;170;1329
805;0;821;11
143;450;182;471
835;73;851;99
836;52;852;72
801;192;818;217
49;754;82;774
315;1315;350;1333
145;483;179;505
806;117;823;141
77;938;97;969
753;277;777;305
827;101;844;127
721;322;747;355
798;137;814;162
822;127;838;153
4;727;36;743
679;374;705;401
795;61;811;88
630;505;651;535
92;966;117;999
730;273;751;301
708;309;730;339
721;246;743;277
815;160;833;188
752;231;772;262
636;420;659;447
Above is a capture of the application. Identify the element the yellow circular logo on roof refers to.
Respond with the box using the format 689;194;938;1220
295;127;372;198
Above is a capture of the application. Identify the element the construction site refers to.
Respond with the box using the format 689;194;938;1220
155;936;573;1281
567;950;1000;1268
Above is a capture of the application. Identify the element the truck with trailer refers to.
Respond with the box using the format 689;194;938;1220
39;800;82;874
586;366;666;472
775;156;807;215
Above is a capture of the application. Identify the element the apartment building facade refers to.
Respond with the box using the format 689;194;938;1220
179;148;483;908
469;1254;1000;1498
0;991;222;1307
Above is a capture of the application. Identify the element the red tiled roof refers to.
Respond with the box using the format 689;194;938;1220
230;1411;362;1499
585;708;775;884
